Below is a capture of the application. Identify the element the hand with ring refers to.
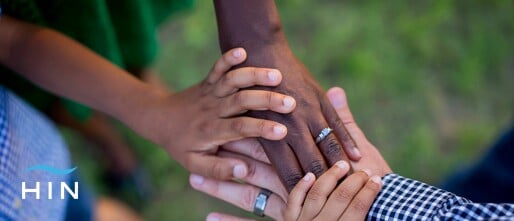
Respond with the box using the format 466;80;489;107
189;87;392;220
191;161;382;221
214;0;362;191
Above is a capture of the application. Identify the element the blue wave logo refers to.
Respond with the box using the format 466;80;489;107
25;165;77;175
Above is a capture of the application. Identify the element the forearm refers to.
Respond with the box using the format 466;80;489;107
0;16;163;128
214;0;294;68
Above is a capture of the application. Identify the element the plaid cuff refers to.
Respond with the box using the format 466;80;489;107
367;173;514;220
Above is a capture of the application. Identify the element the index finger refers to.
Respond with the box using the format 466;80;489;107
206;48;247;84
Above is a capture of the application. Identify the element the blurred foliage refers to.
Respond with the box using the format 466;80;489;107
66;0;513;220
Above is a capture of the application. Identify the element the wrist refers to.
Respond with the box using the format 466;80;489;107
215;0;292;65
116;82;171;140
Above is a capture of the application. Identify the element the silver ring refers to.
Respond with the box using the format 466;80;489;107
315;127;333;144
253;188;271;217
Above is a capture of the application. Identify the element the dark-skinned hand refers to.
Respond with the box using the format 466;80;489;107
214;0;361;191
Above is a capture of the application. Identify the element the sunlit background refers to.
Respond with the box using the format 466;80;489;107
63;1;513;220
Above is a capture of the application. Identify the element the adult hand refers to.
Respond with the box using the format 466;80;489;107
246;53;363;191
191;160;382;221
214;0;361;191
189;86;391;220
325;87;392;177
136;48;297;180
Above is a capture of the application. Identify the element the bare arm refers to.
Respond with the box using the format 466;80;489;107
0;16;159;129
0;15;297;181
214;0;361;191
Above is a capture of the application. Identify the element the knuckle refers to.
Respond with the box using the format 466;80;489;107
306;185;323;201
321;136;342;156
200;97;218;111
233;91;246;105
265;91;274;106
332;187;354;203
246;161;258;179
214;60;225;73
257;120;267;135
348;172;370;186
251;144;267;161
242;188;259;210
306;160;326;178
350;198;370;213
211;161;226;179
211;63;220;74
231;119;246;135
356;171;370;180
284;173;303;192
332;113;344;126
339;130;352;144
221;72;234;86
251;68;259;81
198;120;211;136
365;180;382;192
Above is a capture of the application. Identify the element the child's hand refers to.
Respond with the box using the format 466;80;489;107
138;48;296;181
0;16;291;183
192;160;382;221
285;161;382;221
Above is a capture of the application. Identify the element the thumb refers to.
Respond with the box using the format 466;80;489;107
188;154;249;180
326;87;355;124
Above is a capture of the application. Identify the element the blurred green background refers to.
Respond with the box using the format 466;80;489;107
64;0;513;220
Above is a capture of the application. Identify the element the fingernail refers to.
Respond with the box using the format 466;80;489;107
233;164;247;178
303;172;314;181
283;96;295;108
371;175;382;184
207;214;220;221
190;174;205;186
361;169;372;177
273;125;287;135
268;70;279;81
352;147;362;158
329;92;345;108
336;160;349;170
232;49;242;58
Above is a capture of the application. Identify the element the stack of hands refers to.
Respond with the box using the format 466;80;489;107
170;47;392;221
1;1;513;220
0;2;393;220
152;0;395;218
168;0;394;219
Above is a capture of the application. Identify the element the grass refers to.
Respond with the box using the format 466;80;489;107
65;0;513;220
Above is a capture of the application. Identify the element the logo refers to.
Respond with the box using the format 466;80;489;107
21;165;79;200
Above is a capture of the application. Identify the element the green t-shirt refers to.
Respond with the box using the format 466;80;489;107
0;0;194;120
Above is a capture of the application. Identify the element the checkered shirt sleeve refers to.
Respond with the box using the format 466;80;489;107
0;88;70;220
367;174;514;220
